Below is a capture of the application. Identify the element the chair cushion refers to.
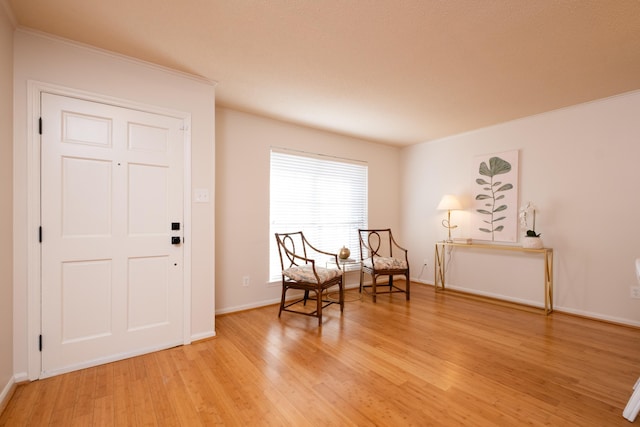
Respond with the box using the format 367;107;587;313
364;256;407;270
283;265;341;284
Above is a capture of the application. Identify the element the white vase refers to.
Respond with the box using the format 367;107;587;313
522;236;543;249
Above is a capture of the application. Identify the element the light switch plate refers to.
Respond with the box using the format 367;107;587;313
194;188;209;203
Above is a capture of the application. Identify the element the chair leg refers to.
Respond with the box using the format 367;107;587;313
303;290;309;305
279;285;287;318
339;279;344;313
316;289;322;326
405;273;410;300
372;275;377;303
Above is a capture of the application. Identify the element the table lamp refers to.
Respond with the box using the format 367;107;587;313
437;195;461;242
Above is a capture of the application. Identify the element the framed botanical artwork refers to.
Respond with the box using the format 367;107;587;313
470;150;519;242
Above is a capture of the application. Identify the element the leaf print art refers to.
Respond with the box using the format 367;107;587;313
475;156;513;240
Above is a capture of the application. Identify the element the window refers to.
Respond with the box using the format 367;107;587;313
269;148;368;281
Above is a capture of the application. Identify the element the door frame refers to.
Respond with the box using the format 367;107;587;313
26;81;193;380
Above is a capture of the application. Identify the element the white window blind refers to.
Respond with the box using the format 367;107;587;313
269;149;368;281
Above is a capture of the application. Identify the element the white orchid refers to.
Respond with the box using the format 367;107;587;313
519;202;540;237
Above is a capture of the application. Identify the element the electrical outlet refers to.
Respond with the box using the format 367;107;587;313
631;286;640;299
242;276;250;287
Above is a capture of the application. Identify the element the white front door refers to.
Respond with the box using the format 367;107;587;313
40;93;186;377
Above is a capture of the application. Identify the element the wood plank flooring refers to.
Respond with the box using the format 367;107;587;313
2;283;640;426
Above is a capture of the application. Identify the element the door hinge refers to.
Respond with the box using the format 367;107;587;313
39;117;42;135
39;334;43;352
39;226;42;243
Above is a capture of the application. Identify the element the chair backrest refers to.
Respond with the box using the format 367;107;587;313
358;228;398;259
275;232;310;271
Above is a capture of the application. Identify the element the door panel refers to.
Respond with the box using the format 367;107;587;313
128;256;170;331
62;157;112;236
61;260;112;343
41;93;185;377
129;163;168;234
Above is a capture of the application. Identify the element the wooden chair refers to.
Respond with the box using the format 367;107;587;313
275;232;344;325
358;229;410;302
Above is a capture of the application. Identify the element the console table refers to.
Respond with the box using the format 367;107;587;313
434;242;554;315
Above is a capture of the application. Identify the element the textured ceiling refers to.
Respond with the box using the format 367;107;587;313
6;0;640;146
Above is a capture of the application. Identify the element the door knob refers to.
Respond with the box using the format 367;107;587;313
171;236;181;245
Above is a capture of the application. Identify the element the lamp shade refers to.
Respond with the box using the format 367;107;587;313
437;194;462;211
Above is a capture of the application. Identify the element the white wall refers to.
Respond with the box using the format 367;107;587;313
0;1;14;406
215;107;402;313
402;91;640;326
13;30;216;379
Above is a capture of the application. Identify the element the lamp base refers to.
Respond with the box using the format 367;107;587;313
441;209;458;243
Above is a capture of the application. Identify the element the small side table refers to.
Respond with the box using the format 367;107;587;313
326;258;362;301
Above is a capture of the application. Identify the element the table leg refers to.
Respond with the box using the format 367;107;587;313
544;250;553;315
434;243;446;291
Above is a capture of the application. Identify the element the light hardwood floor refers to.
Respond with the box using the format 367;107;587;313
2;283;640;426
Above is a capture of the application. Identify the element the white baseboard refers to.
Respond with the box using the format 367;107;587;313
412;277;640;328
445;284;544;309
191;330;216;342
215;297;282;315
554;306;640;328
215;284;364;316
12;372;27;384
0;375;16;416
